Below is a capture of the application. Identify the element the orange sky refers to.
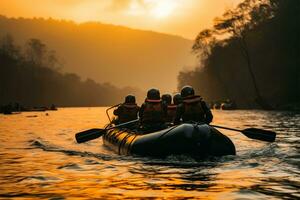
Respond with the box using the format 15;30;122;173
0;0;242;39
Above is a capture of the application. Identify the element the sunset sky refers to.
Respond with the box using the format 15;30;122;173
1;0;242;39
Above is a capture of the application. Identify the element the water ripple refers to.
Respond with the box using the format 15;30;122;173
0;108;299;199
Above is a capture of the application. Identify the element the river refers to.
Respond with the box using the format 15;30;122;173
0;108;299;199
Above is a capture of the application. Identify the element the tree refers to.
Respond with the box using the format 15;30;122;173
214;1;275;109
193;0;274;109
25;38;47;66
0;34;20;60
47;50;62;71
193;29;216;61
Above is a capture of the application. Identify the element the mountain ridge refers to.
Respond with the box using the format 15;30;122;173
0;15;196;92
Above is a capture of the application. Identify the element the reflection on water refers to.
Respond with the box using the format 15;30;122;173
0;108;299;199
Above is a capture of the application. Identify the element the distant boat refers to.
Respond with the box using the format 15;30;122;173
49;104;58;111
21;105;58;112
221;103;236;110
213;103;221;109
2;111;21;115
21;107;46;112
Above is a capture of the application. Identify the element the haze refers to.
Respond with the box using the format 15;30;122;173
0;0;242;94
1;0;242;39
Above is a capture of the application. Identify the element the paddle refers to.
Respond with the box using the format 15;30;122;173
211;125;276;142
75;119;139;143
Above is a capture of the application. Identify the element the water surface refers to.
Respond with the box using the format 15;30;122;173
0;108;299;199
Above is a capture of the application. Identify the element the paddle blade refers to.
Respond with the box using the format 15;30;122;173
75;128;105;143
242;128;276;142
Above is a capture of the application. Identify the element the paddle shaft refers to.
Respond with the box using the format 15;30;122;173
211;125;242;132
106;118;139;130
211;124;276;142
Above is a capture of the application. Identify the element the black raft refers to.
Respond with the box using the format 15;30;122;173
102;123;236;158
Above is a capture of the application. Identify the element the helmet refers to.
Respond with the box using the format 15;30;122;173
173;93;182;105
147;88;160;100
125;95;136;104
162;94;172;105
181;85;195;98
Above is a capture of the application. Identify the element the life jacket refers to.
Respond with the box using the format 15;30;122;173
115;103;139;123
141;99;164;124
165;104;177;122
182;96;206;123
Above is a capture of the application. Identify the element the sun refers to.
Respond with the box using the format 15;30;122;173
125;0;178;19
150;0;177;19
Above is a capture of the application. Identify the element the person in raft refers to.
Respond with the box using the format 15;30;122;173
168;93;182;123
113;95;140;125
162;94;172;105
162;93;181;123
139;88;167;132
174;86;213;125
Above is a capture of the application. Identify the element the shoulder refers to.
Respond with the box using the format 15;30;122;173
115;104;123;109
177;103;184;111
140;103;146;109
200;100;211;110
177;103;184;108
119;104;127;109
162;102;167;107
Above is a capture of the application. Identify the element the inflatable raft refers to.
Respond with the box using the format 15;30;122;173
103;123;236;158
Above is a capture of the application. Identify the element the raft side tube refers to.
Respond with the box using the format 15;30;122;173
130;124;235;157
103;123;236;158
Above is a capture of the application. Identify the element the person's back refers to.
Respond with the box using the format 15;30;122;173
166;93;182;123
174;86;213;124
114;95;139;124
139;89;166;132
162;94;172;106
162;94;174;123
165;105;175;123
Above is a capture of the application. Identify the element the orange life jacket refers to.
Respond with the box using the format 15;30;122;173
182;96;206;123
165;104;177;122
115;103;139;123
141;99;164;124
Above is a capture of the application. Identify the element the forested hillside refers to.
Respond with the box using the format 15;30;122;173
0;35;143;107
0;15;196;92
178;0;300;110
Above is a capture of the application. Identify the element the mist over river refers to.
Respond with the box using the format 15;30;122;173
0;108;299;199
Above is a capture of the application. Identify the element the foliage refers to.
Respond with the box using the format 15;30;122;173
179;0;300;109
0;35;144;106
0;15;195;92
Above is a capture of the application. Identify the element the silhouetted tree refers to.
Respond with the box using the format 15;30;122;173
47;50;62;71
25;38;47;66
0;34;21;60
0;35;144;107
180;0;300;110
